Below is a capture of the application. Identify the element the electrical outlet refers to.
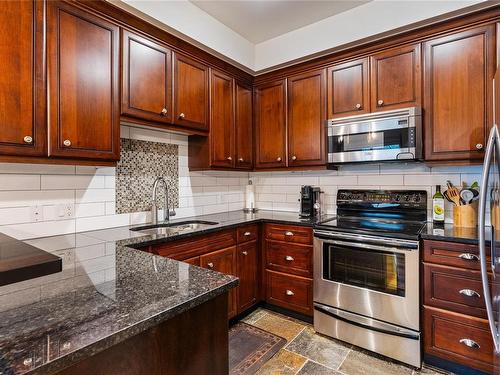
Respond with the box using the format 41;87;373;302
31;205;44;222
57;203;74;219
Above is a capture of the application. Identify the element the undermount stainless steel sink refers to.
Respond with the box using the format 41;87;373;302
130;220;219;235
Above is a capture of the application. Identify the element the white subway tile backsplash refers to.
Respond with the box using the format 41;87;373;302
0;163;75;175
75;189;115;203
0;190;74;208
0;174;40;191
358;174;404;186
41;175;105;190
75;203;106;218
0;207;32;225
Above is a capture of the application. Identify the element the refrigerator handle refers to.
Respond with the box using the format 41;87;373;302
479;125;500;352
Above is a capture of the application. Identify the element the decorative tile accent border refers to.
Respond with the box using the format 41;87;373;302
116;138;179;214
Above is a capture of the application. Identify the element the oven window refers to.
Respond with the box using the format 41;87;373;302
322;244;405;296
329;128;409;153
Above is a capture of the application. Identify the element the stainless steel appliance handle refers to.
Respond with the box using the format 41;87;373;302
478;124;500;352
314;230;418;249
324;239;414;255
314;303;419;340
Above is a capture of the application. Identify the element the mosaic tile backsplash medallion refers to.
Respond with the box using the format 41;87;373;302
116;138;179;214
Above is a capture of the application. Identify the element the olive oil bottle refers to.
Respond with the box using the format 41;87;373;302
432;185;445;223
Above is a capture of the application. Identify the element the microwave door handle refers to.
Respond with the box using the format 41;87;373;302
479;124;500;352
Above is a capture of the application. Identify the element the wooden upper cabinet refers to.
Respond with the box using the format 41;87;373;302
200;246;237;318
235;82;253;169
47;2;120;160
370;44;421;111
255;80;287;169
210;69;234;168
288;69;327;166
423;25;495;162
327;58;369;118
173;53;209;131
0;1;45;157
121;30;172;123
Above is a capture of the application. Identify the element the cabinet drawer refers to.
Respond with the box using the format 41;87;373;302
265;240;312;278
423;306;494;373
237;224;258;243
265;270;312;316
423;263;488;318
183;256;200;266
423;240;488;270
264;224;313;245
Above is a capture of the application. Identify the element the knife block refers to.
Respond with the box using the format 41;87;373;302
452;201;478;228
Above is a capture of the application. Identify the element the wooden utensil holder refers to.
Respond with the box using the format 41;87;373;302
452;201;478;228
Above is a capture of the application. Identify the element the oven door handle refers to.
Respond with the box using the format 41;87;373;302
321;239;415;254
314;230;418;249
314;303;420;340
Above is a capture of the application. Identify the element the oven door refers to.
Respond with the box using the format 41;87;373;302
314;231;420;330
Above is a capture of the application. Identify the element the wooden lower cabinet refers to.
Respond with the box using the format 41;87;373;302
265;270;313;316
200;246;238;318
423;239;496;373
237;241;258;313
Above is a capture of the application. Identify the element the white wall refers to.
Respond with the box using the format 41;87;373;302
121;0;255;70
251;163;484;224
0;126;248;240
254;0;483;70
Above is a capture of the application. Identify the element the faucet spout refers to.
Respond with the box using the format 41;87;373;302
151;177;176;225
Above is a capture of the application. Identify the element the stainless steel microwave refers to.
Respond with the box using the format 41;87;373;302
327;107;422;165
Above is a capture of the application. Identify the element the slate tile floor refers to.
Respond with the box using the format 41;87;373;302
241;308;452;375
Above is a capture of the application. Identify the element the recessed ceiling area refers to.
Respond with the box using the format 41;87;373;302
189;0;371;43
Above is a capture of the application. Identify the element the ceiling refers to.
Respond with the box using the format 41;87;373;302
189;0;371;43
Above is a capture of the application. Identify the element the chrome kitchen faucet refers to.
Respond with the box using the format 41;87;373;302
151;176;176;225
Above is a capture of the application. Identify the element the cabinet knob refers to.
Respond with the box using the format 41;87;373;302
227;156;232;161
161;108;168;116
458;253;479;261
23;135;33;144
238;157;244;162
291;155;297;161
62;342;71;350
476;143;483;150
459;289;481;298
377;99;384;106
207;262;214;268
285;290;294;296
179;113;185;119
242;251;248;256
459;338;480;349
285;231;294;236
276;157;282;162
244;231;251;236
23;358;33;367
355;103;362;110
63;139;71;147
285;255;294;261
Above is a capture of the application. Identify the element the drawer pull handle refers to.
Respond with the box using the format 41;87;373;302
242;251;248;256
285;231;294;236
459;253;479;261
285;255;294;261
285;290;294;296
244;232;251;236
207;262;214;269
459;338;480;349
459;289;481;298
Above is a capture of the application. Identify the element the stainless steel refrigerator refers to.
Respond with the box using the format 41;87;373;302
479;65;500;372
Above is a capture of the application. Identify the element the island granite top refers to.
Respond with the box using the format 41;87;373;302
0;210;327;375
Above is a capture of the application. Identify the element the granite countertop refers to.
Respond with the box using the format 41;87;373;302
0;210;327;375
421;222;495;245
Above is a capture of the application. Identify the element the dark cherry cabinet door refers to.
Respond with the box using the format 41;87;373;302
370;44;421;111
173;53;209;131
327;58;369;118
255;80;287;169
47;2;120;160
200;246;237;318
210;69;234;168
288;69;327;167
235;82;253;170
237;241;258;313
423;25;495;162
0;1;46;157
121;30;172;123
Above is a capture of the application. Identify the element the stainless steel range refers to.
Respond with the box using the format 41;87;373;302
313;189;427;368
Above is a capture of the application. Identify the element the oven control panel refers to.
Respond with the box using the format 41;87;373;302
337;190;427;209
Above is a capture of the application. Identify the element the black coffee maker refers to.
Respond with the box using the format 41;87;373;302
300;185;321;217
